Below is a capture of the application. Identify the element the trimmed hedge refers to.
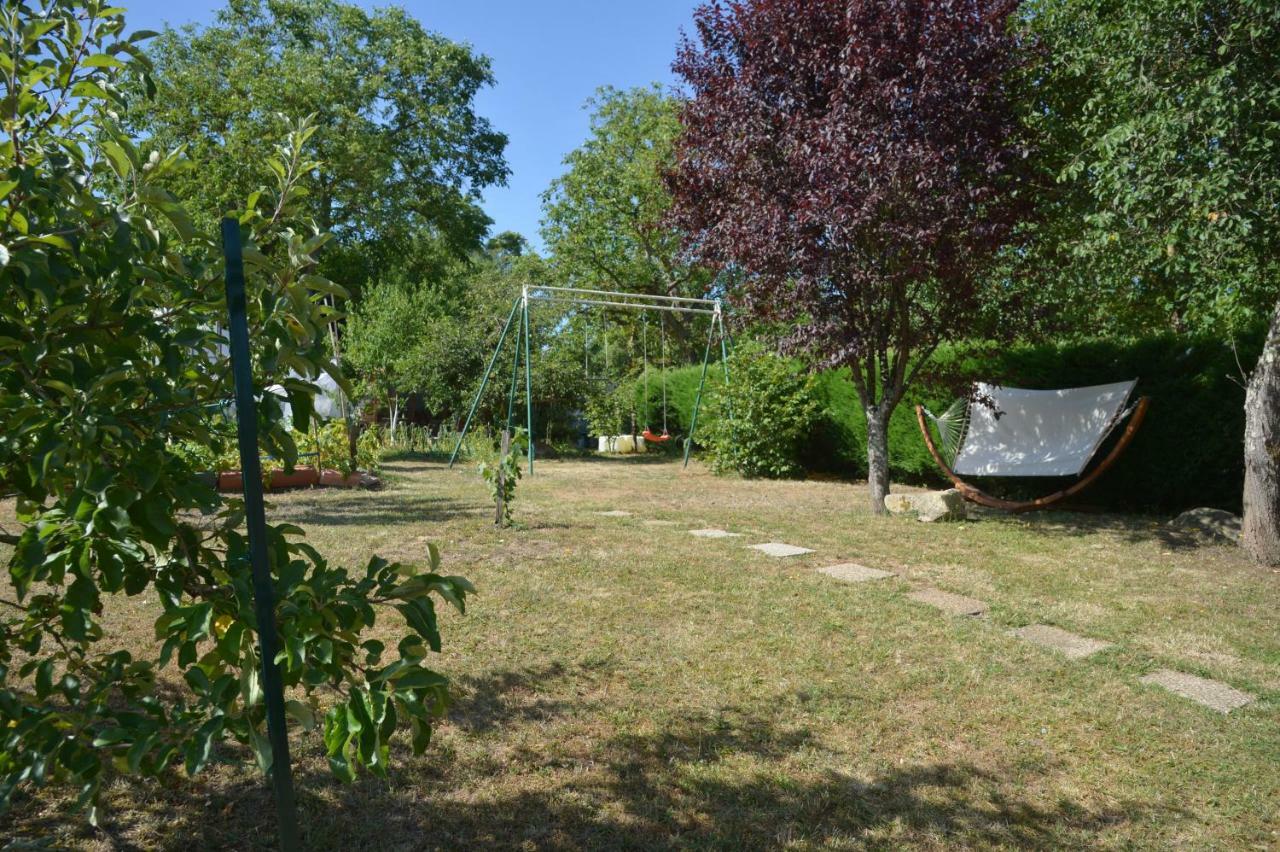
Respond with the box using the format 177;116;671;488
631;330;1263;513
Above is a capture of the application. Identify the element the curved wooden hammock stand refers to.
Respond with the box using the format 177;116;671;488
914;396;1151;514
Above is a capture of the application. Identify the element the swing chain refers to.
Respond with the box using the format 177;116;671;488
660;313;668;435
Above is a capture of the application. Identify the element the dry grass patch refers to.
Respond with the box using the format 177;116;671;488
2;456;1278;849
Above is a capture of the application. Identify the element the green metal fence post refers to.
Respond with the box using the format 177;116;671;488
522;287;534;474
683;307;720;468
506;305;523;431
449;297;520;468
220;218;300;852
716;305;733;422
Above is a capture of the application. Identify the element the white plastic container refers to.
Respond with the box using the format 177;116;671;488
598;434;646;454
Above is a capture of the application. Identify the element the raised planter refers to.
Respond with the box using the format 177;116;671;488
319;469;376;488
268;467;321;490
212;466;379;492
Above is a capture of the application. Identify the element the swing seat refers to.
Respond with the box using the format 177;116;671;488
642;428;671;444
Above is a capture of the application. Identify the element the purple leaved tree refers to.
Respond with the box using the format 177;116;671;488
669;0;1030;512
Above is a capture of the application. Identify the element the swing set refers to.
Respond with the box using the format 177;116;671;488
448;284;731;474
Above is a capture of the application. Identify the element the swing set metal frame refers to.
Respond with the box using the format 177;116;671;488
448;284;731;474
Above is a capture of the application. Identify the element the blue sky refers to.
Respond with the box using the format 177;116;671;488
122;0;702;253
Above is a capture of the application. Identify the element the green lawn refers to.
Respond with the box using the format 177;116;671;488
4;456;1278;849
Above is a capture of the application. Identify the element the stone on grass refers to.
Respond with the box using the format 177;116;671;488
643;519;677;527
689;528;741;539
1139;669;1254;713
884;489;968;522
748;542;815;558
908;588;987;617
818;563;895;583
596;510;633;517
1167;508;1241;545
1009;624;1113;660
884;494;915;515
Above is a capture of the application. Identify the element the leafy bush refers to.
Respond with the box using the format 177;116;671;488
0;7;469;821
585;381;638;437
293;420;381;476
478;429;525;526
703;344;822;478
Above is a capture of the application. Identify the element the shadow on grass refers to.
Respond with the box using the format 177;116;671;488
554;452;684;467
972;506;1221;551
265;490;489;527
448;661;583;734
17;693;1181;851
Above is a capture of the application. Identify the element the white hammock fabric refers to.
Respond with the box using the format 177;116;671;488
951;381;1137;478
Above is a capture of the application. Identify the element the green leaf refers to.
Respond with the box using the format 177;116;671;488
285;699;317;731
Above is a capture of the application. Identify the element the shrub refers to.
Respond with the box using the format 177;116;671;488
0;8;469;819
478;429;525;526
703;344;822;478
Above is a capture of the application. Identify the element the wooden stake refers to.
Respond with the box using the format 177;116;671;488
496;429;511;526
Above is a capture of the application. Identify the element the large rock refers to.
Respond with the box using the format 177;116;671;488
884;489;967;522
1168;507;1241;544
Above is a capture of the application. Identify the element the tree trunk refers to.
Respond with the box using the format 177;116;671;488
1242;300;1280;566
866;407;891;514
388;393;400;435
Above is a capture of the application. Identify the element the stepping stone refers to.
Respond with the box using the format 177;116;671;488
596;510;633;517
1009;624;1113;660
908;588;987;617
689;528;741;538
748;542;815;558
818;563;895;583
643;519;677;527
1139;669;1255;714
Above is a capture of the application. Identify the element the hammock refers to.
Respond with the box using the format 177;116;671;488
916;380;1150;512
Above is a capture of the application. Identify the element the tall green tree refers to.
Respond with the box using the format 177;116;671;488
0;1;470;818
345;280;432;432
132;0;509;288
542;85;713;354
1025;0;1280;564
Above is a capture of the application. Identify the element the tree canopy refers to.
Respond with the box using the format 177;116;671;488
542;85;714;354
132;0;509;288
1024;0;1279;335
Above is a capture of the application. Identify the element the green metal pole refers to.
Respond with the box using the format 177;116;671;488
506;306;523;431
717;308;733;422
523;290;534;474
449;297;519;468
683;308;719;468
220;218;300;852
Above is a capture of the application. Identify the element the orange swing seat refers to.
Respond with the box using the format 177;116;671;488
642;428;671;444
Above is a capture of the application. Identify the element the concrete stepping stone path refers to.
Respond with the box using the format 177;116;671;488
689;528;741;538
749;542;815;558
596;510;633;517
1139;669;1255;714
818;563;894;583
908;588;987;617
1009;624;1113;660
643;519;677;527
